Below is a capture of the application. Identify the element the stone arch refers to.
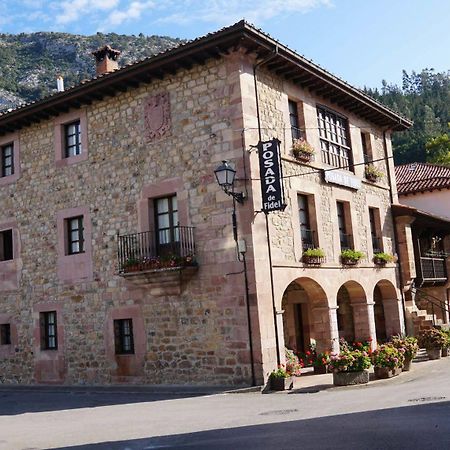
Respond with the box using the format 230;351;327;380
281;277;332;355
336;281;375;346
374;279;403;339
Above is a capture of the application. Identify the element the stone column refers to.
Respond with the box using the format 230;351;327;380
311;305;339;354
351;301;377;350
383;298;405;337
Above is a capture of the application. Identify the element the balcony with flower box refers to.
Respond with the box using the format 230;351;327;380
117;226;197;293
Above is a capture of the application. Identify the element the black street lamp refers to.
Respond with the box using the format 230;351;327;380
214;160;244;204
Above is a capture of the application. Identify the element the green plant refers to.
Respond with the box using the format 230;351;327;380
123;257;140;267
292;138;315;156
442;330;450;349
285;348;302;376
418;328;447;349
365;164;384;179
313;352;331;368
371;343;404;369
302;248;325;258
390;335;418;359
329;350;371;373
373;252;394;263
341;249;365;262
269;365;289;379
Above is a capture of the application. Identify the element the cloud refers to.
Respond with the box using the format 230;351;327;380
156;0;332;26
55;0;120;25
106;1;155;27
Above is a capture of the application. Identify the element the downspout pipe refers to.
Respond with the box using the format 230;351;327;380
253;47;282;366
383;128;408;334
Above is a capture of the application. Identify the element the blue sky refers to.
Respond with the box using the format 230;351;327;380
1;0;449;89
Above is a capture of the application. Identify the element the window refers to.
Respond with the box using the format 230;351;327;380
337;201;353;250
1;143;14;177
64;120;81;158
114;319;134;354
0;324;11;345
155;196;179;256
0;229;13;261
67;216;84;255
298;194;315;250
369;208;382;253
289;100;302;141
361;132;372;164
40;311;57;350
317;106;353;171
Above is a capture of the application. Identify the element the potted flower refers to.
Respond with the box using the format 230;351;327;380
341;249;365;266
329;350;371;386
313;351;331;374
441;331;450;357
292;139;315;163
390;335;418;371
123;257;141;273
302;248;325;265
285;348;302;376
269;365;293;391
373;252;394;266
417;328;447;360
371;343;404;379
365;164;383;182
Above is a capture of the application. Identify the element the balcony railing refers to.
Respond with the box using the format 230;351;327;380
339;233;353;251
372;236;383;254
118;226;195;274
301;228;317;251
419;256;447;283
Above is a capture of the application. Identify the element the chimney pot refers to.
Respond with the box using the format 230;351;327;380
92;45;121;76
56;75;64;92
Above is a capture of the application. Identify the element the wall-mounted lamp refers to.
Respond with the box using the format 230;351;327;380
214;160;245;204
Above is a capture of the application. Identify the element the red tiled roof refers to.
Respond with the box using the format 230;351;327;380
395;162;450;195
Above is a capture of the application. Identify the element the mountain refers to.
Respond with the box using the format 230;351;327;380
0;31;183;110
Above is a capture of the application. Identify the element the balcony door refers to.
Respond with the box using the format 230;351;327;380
155;195;179;257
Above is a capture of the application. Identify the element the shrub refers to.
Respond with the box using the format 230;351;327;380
313;352;331;368
269;365;289;379
292;138;315;155
365;164;384;179
371;343;404;369
285;348;302;376
302;248;325;258
390;335;418;359
373;252;395;263
341;249;365;262
329;350;371;373
418;328;447;349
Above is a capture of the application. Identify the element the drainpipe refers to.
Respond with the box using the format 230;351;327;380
383;128;408;334
253;47;282;366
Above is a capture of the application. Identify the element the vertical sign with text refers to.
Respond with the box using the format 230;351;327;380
258;139;286;213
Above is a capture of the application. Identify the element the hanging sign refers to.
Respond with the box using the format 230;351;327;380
258;138;286;213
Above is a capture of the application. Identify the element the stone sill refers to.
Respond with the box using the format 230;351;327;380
273;262;397;270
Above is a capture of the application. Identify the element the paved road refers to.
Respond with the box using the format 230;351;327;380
0;358;449;449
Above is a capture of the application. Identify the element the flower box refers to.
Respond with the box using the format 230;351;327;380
302;255;325;266
373;257;387;266
442;347;449;357
403;356;412;371
294;150;313;163
341;257;359;266
313;365;329;375
427;347;442;360
365;172;379;182
270;376;294;391
333;370;369;386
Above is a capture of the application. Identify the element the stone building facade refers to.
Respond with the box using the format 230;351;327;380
0;21;412;386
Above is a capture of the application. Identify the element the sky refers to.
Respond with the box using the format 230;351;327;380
0;0;449;89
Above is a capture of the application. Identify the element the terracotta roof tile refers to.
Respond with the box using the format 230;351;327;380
395;162;450;195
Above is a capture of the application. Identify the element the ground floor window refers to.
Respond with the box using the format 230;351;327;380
40;311;57;350
114;319;135;354
0;324;11;345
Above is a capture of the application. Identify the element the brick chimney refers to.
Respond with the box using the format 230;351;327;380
92;45;121;75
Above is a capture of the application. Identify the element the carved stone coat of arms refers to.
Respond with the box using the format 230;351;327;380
144;92;171;140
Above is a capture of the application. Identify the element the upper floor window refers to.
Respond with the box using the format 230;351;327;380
298;194;316;251
337;201;353;251
0;324;11;345
289;100;302;141
40;311;57;350
114;318;135;354
64;121;82;158
317;106;353;171
369;208;383;253
155;195;179;256
0;229;13;261
67;216;84;255
1;143;14;177
361;132;372;164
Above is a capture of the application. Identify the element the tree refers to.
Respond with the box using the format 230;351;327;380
426;128;450;165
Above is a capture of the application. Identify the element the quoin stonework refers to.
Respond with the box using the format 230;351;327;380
0;21;418;386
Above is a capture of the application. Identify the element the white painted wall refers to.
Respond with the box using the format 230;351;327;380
400;189;450;219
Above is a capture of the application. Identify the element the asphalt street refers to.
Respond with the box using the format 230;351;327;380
0;357;449;449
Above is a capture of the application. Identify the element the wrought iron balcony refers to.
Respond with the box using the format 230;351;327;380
339;233;353;251
418;255;447;284
117;226;196;275
301;228;317;251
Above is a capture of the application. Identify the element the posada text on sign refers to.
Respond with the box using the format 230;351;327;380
258;138;286;213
